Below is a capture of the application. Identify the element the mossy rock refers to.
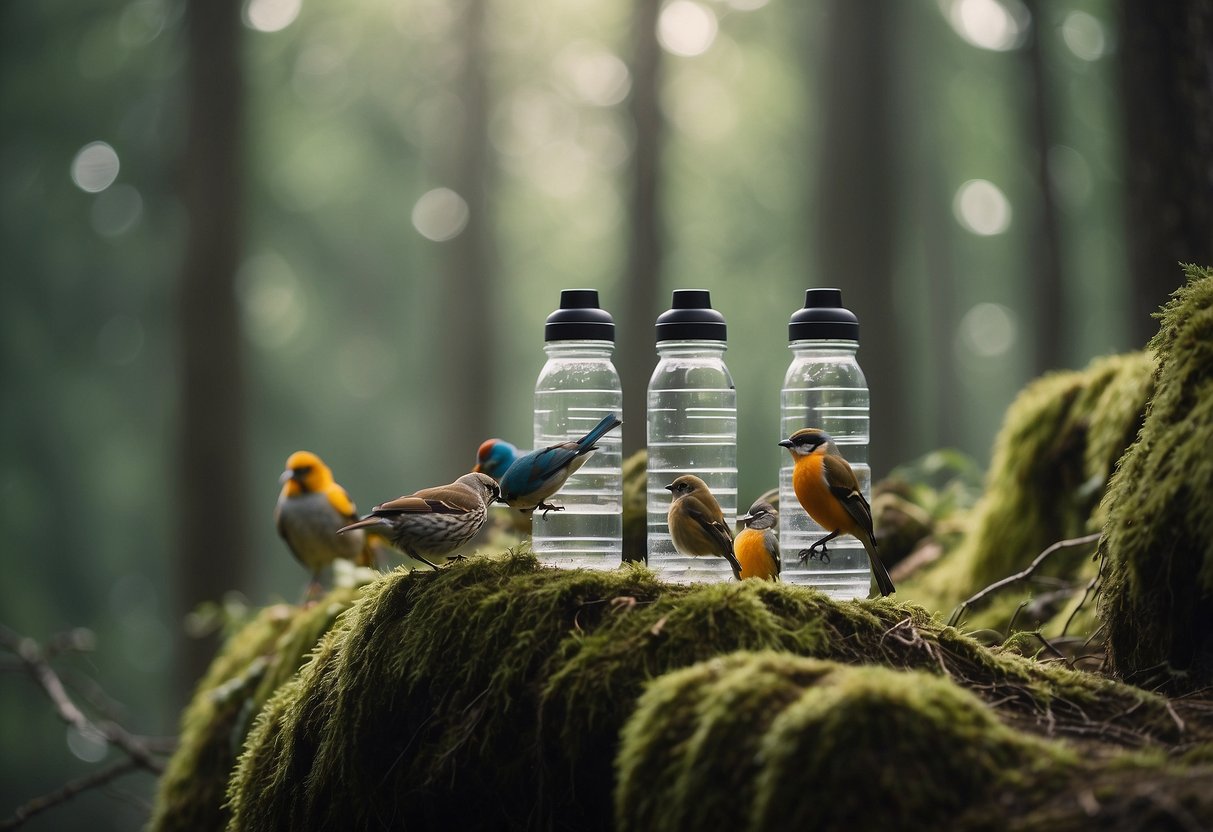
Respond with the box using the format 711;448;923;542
149;587;362;832
1099;266;1213;692
217;553;1211;831
616;652;1069;831
904;351;1152;628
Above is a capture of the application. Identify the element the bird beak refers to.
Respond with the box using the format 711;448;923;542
279;469;293;484
664;484;675;492
778;439;794;449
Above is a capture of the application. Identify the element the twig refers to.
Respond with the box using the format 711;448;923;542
0;626;164;774
948;533;1102;627
1;759;141;830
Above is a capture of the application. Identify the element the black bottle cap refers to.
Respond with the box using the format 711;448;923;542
655;289;727;342
789;288;859;341
545;289;615;341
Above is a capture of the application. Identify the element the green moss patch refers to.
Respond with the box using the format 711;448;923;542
1099;266;1213;692
220;553;1211;831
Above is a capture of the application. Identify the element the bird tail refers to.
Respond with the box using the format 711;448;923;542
859;531;896;597
337;515;391;535
577;413;622;451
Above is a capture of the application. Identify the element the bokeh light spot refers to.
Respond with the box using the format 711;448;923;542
658;1;718;57
245;0;301;33
91;184;143;237
958;302;1018;357
66;724;108;763
236;252;306;349
71;142;120;193
411;187;469;242
943;0;1028;52
1061;11;1106;61
557;44;632;107
953;179;1012;236
96;314;145;366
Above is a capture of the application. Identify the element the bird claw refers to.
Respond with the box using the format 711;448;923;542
443;553;468;567
796;543;831;565
536;501;565;519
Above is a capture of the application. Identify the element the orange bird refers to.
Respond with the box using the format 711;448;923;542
276;451;374;597
778;428;895;597
735;500;781;581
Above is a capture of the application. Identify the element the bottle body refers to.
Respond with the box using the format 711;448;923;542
779;340;871;598
532;340;623;568
646;341;738;582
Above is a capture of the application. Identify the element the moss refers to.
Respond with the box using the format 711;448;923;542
220;554;1210;831
149;588;362;832
1100;266;1213;692
904;352;1153;636
616;652;1069;832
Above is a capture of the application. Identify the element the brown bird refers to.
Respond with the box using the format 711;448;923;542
666;474;742;579
779;428;895;596
338;472;500;569
735;500;781;581
275;451;373;597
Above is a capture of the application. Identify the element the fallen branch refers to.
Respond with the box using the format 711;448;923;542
948;532;1102;627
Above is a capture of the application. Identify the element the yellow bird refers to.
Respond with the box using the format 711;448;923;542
275;451;372;597
779;428;895;597
735;500;781;581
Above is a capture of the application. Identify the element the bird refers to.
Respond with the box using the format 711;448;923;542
735;500;781;581
337;472;500;570
473;438;526;482
498;413;622;514
665;474;743;579
275;451;373;597
778;428;895;597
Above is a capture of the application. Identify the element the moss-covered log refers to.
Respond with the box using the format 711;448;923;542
215;554;1211;831
149;588;361;832
1099;266;1213;692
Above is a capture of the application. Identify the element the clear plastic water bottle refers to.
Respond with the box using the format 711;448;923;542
779;288;871;598
532;289;624;569
647;289;738;582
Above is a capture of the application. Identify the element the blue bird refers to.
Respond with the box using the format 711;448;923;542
473;438;527;482
498;413;622;514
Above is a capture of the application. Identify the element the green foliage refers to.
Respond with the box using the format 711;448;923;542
905;351;1154;633
219;552;1209;831
149;588;362;832
1100;266;1213;692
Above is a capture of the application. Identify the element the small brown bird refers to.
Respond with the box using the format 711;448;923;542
666;474;742;579
735;500;781;581
779;428;895;596
338;472;500;569
275;451;373;597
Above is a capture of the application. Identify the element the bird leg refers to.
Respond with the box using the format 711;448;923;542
443;552;468;566
406;549;442;571
798;530;842;564
535;501;565;519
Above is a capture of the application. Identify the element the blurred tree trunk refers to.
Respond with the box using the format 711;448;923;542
812;0;900;478
1022;0;1065;374
619;0;665;457
441;0;495;452
1118;0;1213;345
176;0;247;701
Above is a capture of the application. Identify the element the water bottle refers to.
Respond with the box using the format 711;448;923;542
779;288;871;598
532;289;624;569
646;289;738;582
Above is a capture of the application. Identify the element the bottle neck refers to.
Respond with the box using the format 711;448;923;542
789;338;858;355
544;339;615;358
656;339;728;357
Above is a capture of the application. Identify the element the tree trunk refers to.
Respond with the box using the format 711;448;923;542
1118;0;1213;344
176;0;247;702
812;0;900;478
1022;0;1065;374
619;0;666;457
441;0;496;453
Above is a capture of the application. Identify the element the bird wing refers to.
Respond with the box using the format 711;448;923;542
680;498;736;554
372;495;468;515
821;453;875;538
764;529;782;578
530;444;585;480
325;483;360;523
